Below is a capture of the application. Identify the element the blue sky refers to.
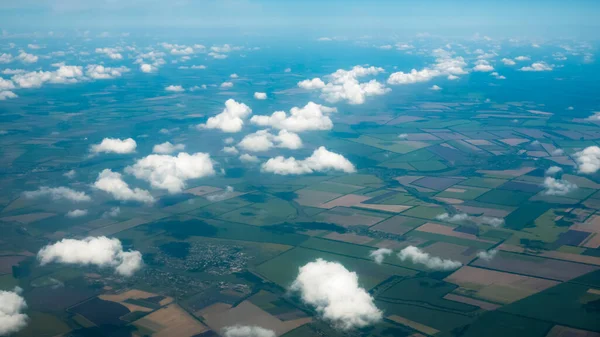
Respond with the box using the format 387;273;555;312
1;0;599;39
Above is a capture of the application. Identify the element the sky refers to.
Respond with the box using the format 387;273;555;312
1;0;600;39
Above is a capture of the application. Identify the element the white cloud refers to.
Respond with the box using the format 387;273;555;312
152;141;185;154
222;326;275;337
126;152;215;193
473;60;494;72
2;69;25;75
64;169;76;179
290;259;382;330
435;213;470;222
206;186;235;202
298;78;326;90
479;216;504;227
490;72;506;80
284;68;292;73
165;85;185;92
239;153;260;163
520;62;553;72
230;73;239;79
586;112;600;121
11;65;84;88
250;102;336;132
542;177;577;196
17;51;38;63
95;47;123;60
398;246;462;270
575;146;600;174
90;137;137;154
220;81;234;89
476;249;498;262
430;85;442;91
66;209;88;218
24;186;90;202
86;64;129;79
170;46;194;55
552;148;565;156
208;52;227;59
262;146;355;175
254;92;267;100
515;56;531;61
0;53;13;64
191;65;206;69
94;169;155;203
210;44;241;53
388;49;467;84
103;207;121;218
0;287;28;336
199;99;252;133
140;63;154;73
298;66;389;105
0;77;15;90
370;248;392;264
0;91;17;101
502;58;516;66
222;146;239;155
545;166;563;175
238;130;302;152
38;236;142;277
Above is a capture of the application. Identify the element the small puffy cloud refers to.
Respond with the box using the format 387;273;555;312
152;141;185;154
126;152;215;193
519;62;553;72
490;72;506;80
0;53;13;64
430;85;442;91
94;169;155;203
103;207;121;218
222;146;239;155
0;91;17;101
575;146;600;174
24;186;90;202
542;177;577;196
238;130;302;152
0;77;15;90
501;58;516;66
230;73;239;79
206;186;235;202
436;212;470;222
224;137;235;144
199;99;252;133
298;66;389;105
140;63;154;73
208;52;227;59
254;92;267;100
388;50;467;85
191;65;206;69
476;249;498;262
262;146;355;175
586;112;600;121
545;166;563;175
290;259;382;330
250;102;336;132
95;47;123;60
17;51;38;63
515;56;531;61
210;44;241;53
388;68;438;84
90;138;137;154
284;68;292;73
220;81;234;89
66;209;88;218
165;85;185;92
170;46;194;55
479;216;505;227
11;65;84;88
0;287;28;336
370;248;392;264
552;148;565;156
473;60;494;72
64;169;76;179
398;246;462;270
298;78;326;89
239;153;260;163
222;326;275;337
86;65;129;79
37;236;143;277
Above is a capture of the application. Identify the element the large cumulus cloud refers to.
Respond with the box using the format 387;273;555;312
290;259;382;330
